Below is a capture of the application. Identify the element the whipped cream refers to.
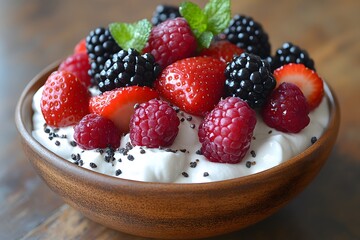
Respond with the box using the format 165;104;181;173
32;86;329;183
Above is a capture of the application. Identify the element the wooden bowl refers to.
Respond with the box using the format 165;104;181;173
15;62;340;239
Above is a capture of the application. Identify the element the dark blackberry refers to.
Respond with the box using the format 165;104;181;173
86;27;122;86
151;5;180;26
271;42;315;72
223;15;271;59
224;53;276;108
98;48;161;92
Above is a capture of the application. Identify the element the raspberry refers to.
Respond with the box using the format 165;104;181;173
261;82;310;133
58;52;91;87
98;48;160;92
74;38;87;54
151;5;180;26
143;18;197;69
198;97;257;164
223;15;271;58
74;114;121;150
224;53;276;109
129;99;180;148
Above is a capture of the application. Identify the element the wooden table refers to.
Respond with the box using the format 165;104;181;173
1;0;359;239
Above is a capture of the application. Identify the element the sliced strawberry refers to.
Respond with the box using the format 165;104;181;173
155;57;226;117
199;40;244;63
89;86;159;133
41;71;90;127
273;63;324;110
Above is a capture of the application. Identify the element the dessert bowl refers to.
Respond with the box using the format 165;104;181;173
15;61;340;239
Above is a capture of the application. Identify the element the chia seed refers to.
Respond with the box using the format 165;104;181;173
44;128;50;133
196;149;202;155
180;118;185;122
268;130;273;134
190;161;197;168
70;141;77;147
250;150;256;158
115;169;122;176
203;172;209;177
90;162;97;168
182;172;189;177
55;140;60;146
186;116;192;121
190;124;195;129
311;136;318;144
127;154;135;161
140;149;146;154
246;161;252;168
179;149;187;153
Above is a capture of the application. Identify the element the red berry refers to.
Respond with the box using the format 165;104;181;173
199;40;244;63
89;86;159;133
262;82;310;133
74;114;121;150
74;38;87;54
58;52;91;87
40;71;90;127
273;63;324;110
198;97;257;164
155;57;226;117
143;18;197;69
130;99;180;148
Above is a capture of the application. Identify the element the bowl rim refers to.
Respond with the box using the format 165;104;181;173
15;61;340;191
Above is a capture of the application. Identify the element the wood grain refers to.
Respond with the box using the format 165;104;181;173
2;0;360;239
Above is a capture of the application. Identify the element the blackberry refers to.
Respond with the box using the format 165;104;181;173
224;15;271;58
86;27;122;86
271;42;315;71
224;53;276;108
151;5;180;26
98;48;161;92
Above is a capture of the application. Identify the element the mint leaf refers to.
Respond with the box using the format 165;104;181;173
179;1;207;39
204;0;231;35
109;19;152;52
180;0;231;49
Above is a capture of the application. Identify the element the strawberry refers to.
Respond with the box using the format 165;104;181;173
74;38;87;54
89;86;159;133
199;40;244;63
273;63;324;110
154;57;226;117
40;71;90;127
58;52;91;87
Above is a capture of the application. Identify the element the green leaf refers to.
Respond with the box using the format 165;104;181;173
180;0;231;49
198;31;214;49
109;19;152;52
204;0;231;35
179;1;207;39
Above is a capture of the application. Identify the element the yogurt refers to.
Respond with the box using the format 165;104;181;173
32;86;329;183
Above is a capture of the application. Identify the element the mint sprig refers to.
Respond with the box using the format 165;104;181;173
180;0;231;49
109;19;152;52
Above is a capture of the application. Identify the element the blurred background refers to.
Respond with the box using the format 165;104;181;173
1;0;359;239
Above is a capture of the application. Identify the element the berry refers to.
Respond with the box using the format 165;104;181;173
143;18;197;69
98;48;160;92
151;5;180;26
262;82;310;133
155;57;226;117
223;14;271;58
198;97;256;164
199;40;244;63
273;63;324;110
40;71;90;127
130;99;180;148
86;27;122;85
74;38;87;54
271;42;315;72
74;114;121;150
58;52;91;87
89;86;159;133
224;53;276;109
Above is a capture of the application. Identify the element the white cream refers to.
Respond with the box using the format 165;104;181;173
32;86;329;183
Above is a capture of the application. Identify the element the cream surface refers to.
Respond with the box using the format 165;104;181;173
32;86;330;183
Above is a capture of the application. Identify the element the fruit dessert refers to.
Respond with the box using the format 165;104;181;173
32;0;330;183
